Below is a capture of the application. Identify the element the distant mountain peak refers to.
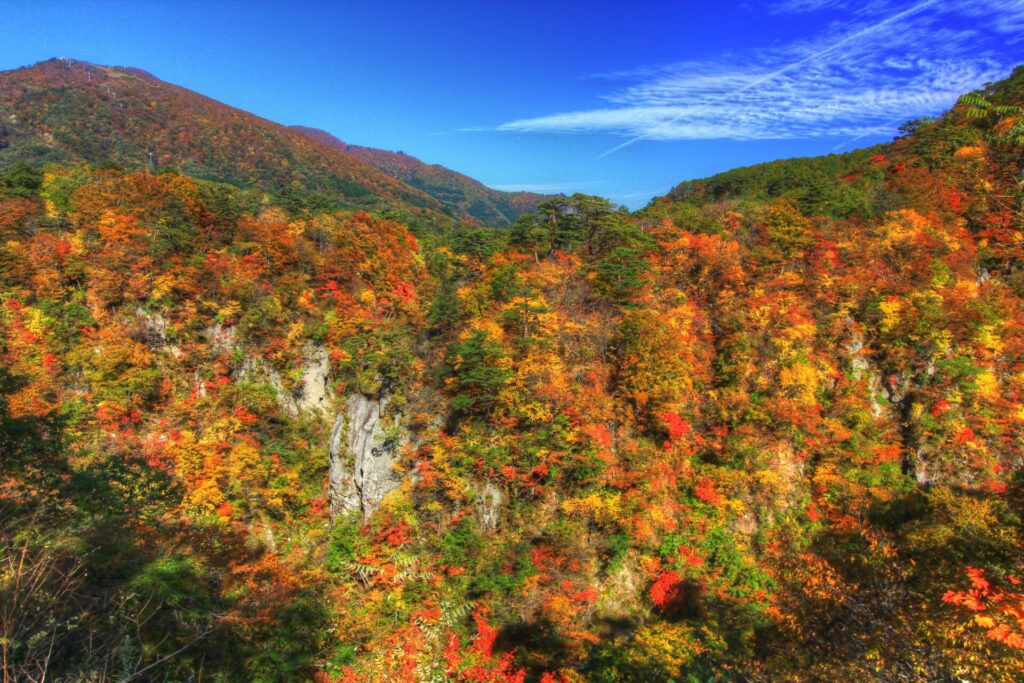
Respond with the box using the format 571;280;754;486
0;59;552;227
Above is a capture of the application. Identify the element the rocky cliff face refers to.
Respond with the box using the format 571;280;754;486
294;346;333;413
328;393;408;519
845;316;884;418
473;480;504;532
196;323;411;518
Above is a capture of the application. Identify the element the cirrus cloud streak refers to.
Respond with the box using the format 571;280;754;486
497;1;1024;147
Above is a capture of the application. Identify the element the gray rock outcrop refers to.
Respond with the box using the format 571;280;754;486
227;341;334;418
295;345;332;413
845;316;884;417
473;480;505;532
204;323;237;354
134;307;182;358
134;307;169;347
237;356;299;417
329;393;408;519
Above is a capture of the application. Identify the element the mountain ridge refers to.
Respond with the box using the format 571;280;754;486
290;125;553;226
0;58;550;227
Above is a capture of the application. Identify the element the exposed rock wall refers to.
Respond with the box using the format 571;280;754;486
238;356;298;416
844;317;940;485
845;316;884;418
134;307;169;346
204;322;237;353
134;307;182;358
329;393;408;519
295;345;332;413
196;323;407;518
473;480;504;532
206;326;334;418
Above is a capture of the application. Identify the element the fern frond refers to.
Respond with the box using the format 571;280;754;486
959;93;991;108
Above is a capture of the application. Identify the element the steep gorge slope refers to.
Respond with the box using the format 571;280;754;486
1;63;1024;682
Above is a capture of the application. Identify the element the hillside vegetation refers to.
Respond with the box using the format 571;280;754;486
290;125;551;227
0;59;550;230
1;64;1023;681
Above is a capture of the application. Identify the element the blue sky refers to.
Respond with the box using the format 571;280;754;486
1;0;1022;208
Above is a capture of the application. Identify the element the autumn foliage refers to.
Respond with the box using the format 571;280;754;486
2;63;1024;681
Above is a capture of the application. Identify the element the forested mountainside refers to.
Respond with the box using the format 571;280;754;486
0;58;536;230
290;126;551;228
1;62;1023;682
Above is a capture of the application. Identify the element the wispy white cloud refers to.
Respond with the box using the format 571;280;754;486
768;0;845;13
605;188;664;205
496;0;1024;151
490;180;607;193
767;0;893;15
